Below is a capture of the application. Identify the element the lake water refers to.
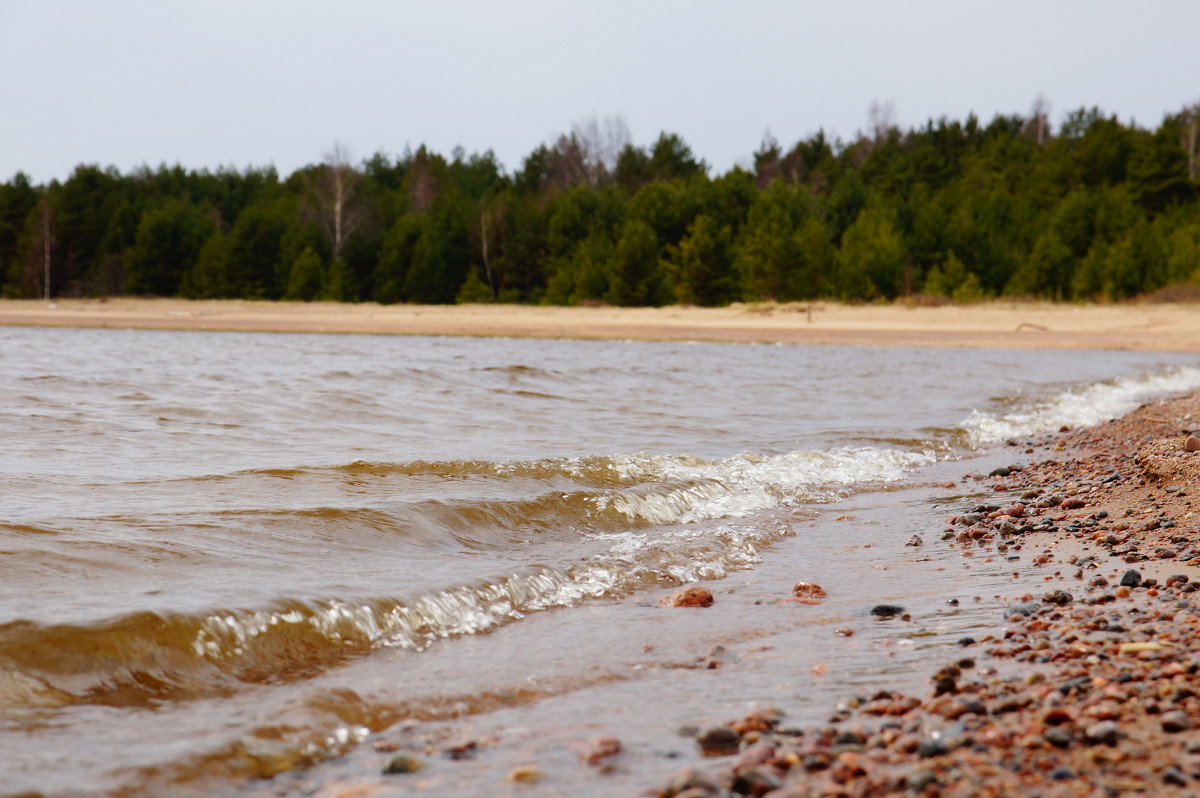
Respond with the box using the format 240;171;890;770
2;326;1198;796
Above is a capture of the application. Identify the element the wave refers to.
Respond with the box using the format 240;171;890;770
0;516;791;715
960;365;1200;446
7;365;1197;720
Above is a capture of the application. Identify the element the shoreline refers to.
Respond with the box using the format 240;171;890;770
5;297;1200;350
220;393;1200;798
651;391;1200;796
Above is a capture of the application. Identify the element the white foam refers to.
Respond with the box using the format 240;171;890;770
962;366;1200;447
599;446;936;526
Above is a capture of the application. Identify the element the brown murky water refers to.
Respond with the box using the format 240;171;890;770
1;326;1197;796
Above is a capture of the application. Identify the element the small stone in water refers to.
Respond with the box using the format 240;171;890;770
792;581;827;599
695;725;740;755
505;765;543;783
871;604;905;617
660;586;714;607
382;752;424;774
582;736;623;765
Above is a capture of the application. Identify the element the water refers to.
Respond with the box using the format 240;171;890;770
2;326;1198;796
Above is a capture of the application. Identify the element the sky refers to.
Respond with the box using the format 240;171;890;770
3;0;1198;185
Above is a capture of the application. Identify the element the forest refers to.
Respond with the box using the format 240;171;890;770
2;104;1199;306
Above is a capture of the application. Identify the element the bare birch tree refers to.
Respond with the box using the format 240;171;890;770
868;100;897;146
1025;94;1052;146
1182;103;1200;181
547;114;632;189
318;142;363;261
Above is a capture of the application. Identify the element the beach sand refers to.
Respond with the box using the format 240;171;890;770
4;297;1200;350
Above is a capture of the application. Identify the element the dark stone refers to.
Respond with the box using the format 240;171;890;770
1060;676;1092;695
695;725;740;756
1163;766;1188;787
1005;601;1042;617
906;768;939;791
1161;710;1191;733
957;636;976;646
1043;589;1073;605
932;665;960;696
1120;569;1142;588
960;698;987;716
917;738;948;758
663;767;721;798
989;466;1011;477
382;752;424;774
730;766;782;797
871;604;905;617
1084;720;1119;746
1043;728;1074;749
833;729;865;746
1050;766;1075;780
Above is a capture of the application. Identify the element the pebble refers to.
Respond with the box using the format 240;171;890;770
660;586;714;607
1042;589;1073;605
381;752;424;775
730;766;782;796
505;765;542;783
695;725;740;756
1043;727;1074;748
1119;569;1142;588
870;604;904;617
792;581;826;599
1161;710;1191;733
581;736;622;766
1083;720;1119;746
662;767;720;798
1186;435;1200;452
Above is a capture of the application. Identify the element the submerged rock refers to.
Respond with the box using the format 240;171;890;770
660;586;714;607
792;581;827;599
871;604;905;617
695;725;740;756
382;752;424;774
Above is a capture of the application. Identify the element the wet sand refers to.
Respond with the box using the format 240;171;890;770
4;297;1200;350
653;392;1200;797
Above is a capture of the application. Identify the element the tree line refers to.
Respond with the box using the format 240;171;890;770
2;104;1200;306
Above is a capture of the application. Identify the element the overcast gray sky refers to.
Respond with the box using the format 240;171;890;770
3;0;1197;184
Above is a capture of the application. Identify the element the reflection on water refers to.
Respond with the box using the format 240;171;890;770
0;326;1195;795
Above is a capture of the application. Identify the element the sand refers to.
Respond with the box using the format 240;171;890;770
3;297;1200;349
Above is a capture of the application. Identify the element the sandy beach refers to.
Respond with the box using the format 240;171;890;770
4;298;1200;350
